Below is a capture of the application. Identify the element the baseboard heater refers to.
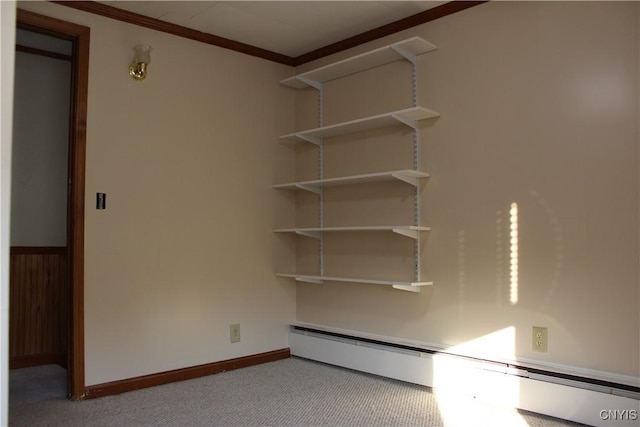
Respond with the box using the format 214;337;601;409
290;325;640;427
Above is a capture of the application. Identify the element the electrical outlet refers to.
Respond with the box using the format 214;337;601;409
230;324;240;343
532;326;547;352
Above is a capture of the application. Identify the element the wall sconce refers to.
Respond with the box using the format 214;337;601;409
129;44;151;81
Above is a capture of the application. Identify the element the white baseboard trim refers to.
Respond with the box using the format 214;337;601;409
290;326;640;427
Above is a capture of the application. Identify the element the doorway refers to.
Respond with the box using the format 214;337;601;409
11;9;89;400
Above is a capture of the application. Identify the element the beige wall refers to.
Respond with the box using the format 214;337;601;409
15;0;639;386
293;1;640;379
17;1;296;386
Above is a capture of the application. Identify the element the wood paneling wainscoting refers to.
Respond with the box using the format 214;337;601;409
9;246;69;369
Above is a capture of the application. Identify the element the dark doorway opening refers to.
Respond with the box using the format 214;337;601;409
11;9;89;400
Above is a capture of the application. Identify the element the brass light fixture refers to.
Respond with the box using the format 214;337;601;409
129;44;151;81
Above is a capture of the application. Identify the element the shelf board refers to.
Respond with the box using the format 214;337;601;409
281;37;437;89
274;170;429;193
274;225;430;240
281;107;439;145
277;273;432;293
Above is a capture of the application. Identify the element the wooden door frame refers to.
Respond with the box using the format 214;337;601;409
16;9;89;400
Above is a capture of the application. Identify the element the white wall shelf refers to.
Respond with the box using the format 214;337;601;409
274;170;429;193
281;107;439;145
274;225;430;240
280;37;437;89
276;36;437;292
276;274;432;293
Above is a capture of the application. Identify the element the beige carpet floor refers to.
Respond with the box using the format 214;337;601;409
9;357;588;426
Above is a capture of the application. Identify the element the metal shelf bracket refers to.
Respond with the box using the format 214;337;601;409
392;228;420;240
392;284;421;293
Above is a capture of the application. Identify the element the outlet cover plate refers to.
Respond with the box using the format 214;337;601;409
532;326;547;352
230;323;240;343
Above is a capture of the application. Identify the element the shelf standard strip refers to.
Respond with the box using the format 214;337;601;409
411;55;421;283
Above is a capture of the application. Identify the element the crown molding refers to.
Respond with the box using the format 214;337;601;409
51;1;295;66
293;1;488;66
51;1;487;67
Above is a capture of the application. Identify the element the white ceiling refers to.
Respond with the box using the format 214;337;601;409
98;1;447;57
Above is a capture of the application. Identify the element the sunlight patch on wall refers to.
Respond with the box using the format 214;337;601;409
510;202;519;305
433;327;526;425
496;209;504;305
435;326;517;363
458;229;465;319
